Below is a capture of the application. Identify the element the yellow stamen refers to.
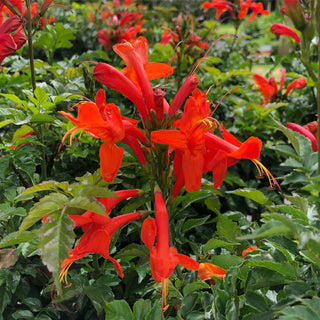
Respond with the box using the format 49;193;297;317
252;159;281;192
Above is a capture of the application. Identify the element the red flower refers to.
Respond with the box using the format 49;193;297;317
94;37;173;121
270;23;300;44
60;211;144;282
242;246;258;258
59;189;143;282
253;68;306;105
204;126;262;188
286;122;318;152
113;37;173;106
59;89;147;181
202;0;234;19
239;0;269;21
198;263;226;284
141;188;199;306
303;121;318;140
0;15;26;64
152;89;213;192
284;77;307;96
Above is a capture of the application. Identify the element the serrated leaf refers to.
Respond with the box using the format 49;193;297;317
245;267;288;291
226;188;268;204
245;260;297;280
19;193;69;233
34;87;48;106
38;213;75;293
182;215;210;233
183;282;210;297
68;196;106;216
77;185;117;198
0;93;28;107
30;114;56;124
133;299;152;320
104;300;133;320
238;221;292;240
17;181;69;198
269;144;299;160
204;239;240;253
267;205;308;223
0;231;36;249
216;214;240;242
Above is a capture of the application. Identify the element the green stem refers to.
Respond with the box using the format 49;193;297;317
25;0;36;92
316;2;320;174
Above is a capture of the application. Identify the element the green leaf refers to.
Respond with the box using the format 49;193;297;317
245;267;288;292
269;144;300;160
267;205;308;223
204;239;240;253
0;119;13;129
17;181;69;198
238;221;292;240
34;87;48;106
104;300;133;320
77;185;117;198
0;231;36;249
69;196;106;216
19;193;69;233
0;93;28;107
38;213;75;293
12;310;34;319
245;260;297;280
182;215;210;233
30;114;56;124
133;299;152;320
226;188;268;205
145;301;162;320
183;282;210;297
216;214;240;242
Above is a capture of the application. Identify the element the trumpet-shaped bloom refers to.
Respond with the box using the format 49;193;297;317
59;189;143;282
253;68;306;105
270;23;300;44
59;89;125;182
198;263;226;283
152;89;214;192
0;15;26;64
202;0;234;19
239;0;269;21
60;210;144;282
204;127;262;188
113;37;173;109
141;188;199;300
286;122;318;152
303;121;318;140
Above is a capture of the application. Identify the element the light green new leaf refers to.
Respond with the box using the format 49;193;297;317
19;193;69;233
226;188;268;205
17;181;69;198
68;196;106;216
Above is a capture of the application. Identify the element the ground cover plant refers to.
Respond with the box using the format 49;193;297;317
1;0;320;319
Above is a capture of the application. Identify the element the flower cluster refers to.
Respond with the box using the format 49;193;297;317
0;0;55;30
59;36;274;307
0;15;25;65
253;68;307;105
202;0;269;21
89;0;145;53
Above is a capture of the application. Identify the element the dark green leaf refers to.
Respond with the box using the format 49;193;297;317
104;300;133;320
38;213;75;293
226;188;268;205
182;216;210;233
133;299;152;320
